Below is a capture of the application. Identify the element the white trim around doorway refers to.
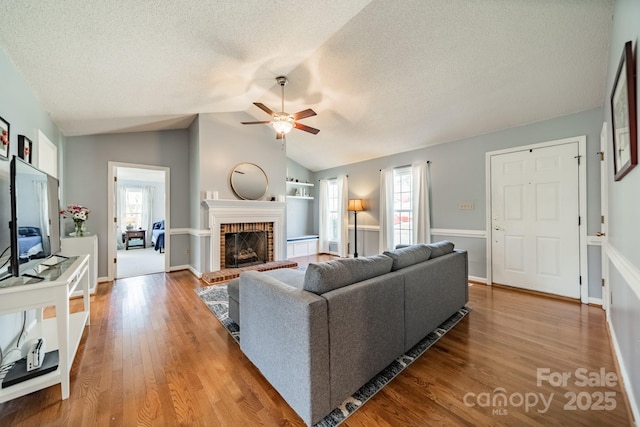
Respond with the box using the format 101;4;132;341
485;136;589;304
107;161;171;281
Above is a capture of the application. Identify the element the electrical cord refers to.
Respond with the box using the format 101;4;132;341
17;311;26;348
0;245;11;269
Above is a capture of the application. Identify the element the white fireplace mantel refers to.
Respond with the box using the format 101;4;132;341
206;199;286;272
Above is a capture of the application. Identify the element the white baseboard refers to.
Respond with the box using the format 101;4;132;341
170;264;202;278
468;275;487;284
98;276;109;283
588;297;603;306
607;318;640;424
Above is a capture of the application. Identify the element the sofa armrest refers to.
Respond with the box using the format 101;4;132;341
239;270;331;425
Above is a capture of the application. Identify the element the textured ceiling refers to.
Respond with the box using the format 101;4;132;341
0;0;613;171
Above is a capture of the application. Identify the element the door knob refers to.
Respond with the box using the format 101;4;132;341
596;232;606;237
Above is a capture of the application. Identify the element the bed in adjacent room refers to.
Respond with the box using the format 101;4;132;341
151;220;165;253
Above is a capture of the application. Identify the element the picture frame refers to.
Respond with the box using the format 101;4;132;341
0;115;9;160
610;41;637;181
18;135;33;164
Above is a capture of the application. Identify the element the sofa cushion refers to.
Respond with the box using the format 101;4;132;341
383;244;432;271
303;254;393;295
262;268;306;289
427;240;455;258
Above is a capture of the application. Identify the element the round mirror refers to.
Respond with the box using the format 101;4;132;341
230;163;269;200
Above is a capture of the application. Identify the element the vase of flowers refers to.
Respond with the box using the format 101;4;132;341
60;205;91;237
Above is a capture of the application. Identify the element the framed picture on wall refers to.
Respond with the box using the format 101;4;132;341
18;135;33;163
0;115;9;160
610;41;638;181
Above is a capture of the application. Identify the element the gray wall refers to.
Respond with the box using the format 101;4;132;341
286;158;315;238
603;0;640;414
65;130;191;277
313;108;603;287
0;47;64;354
188;112;288;274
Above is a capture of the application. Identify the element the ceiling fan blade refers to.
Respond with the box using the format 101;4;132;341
253;102;275;116
292;108;317;120
241;121;271;125
294;122;320;135
276;132;285;140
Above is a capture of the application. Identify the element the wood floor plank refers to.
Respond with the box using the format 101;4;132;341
0;263;633;426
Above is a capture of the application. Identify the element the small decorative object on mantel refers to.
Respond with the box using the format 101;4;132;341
610;40;638;181
0;115;10;160
60;204;91;237
18;135;32;164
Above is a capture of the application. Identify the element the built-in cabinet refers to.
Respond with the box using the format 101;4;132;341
287;236;319;258
60;235;98;295
286;181;314;200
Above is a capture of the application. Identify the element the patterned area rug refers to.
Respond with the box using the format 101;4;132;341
195;283;471;427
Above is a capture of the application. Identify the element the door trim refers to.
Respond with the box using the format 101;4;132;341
485;136;588;303
107;161;171;281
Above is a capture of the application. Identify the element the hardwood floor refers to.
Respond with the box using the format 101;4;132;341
0;262;633;426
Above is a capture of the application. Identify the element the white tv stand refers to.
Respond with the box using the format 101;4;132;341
0;255;90;402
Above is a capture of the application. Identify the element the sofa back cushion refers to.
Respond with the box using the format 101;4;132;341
303;254;393;294
383;244;432;271
427;240;455;258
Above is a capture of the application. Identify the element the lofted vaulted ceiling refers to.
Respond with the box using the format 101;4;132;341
0;0;613;171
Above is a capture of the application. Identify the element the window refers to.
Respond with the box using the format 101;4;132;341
124;187;143;230
327;179;339;241
393;167;413;245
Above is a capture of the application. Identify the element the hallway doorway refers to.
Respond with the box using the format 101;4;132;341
107;162;170;280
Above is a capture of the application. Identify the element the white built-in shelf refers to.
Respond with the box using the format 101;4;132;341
287;195;314;200
286;181;314;199
286;181;314;187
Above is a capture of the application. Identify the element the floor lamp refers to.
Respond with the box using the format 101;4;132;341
348;199;364;258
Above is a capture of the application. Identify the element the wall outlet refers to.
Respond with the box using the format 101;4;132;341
459;201;474;210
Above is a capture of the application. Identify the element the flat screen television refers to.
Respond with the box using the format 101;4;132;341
7;156;61;278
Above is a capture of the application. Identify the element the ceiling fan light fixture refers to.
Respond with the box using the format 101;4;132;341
272;114;294;134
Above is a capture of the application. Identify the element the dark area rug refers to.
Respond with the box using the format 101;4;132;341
196;283;471;427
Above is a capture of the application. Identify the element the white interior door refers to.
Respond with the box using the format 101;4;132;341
491;142;580;298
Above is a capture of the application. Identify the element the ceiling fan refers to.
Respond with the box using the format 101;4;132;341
241;76;320;139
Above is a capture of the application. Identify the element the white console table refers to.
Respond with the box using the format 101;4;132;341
0;255;90;402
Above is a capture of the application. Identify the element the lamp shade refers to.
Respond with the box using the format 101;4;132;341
348;199;364;212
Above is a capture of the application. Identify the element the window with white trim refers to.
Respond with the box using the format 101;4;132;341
393;166;413;246
327;179;339;241
124;187;143;230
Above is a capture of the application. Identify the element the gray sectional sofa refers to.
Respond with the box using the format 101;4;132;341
229;241;468;425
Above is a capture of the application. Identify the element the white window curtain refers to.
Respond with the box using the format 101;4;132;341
379;168;394;252
336;175;349;257
116;186;127;250
412;162;431;244
318;179;330;253
141;186;155;244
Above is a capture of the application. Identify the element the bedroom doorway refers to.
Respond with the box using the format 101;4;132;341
107;162;170;280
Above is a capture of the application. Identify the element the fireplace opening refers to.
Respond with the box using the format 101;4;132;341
225;230;267;268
